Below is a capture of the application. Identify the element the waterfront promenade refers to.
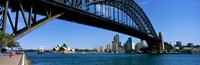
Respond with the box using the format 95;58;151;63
0;53;22;65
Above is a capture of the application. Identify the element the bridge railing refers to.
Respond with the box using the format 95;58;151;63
18;53;25;65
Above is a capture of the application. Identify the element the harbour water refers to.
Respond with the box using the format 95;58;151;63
27;53;200;65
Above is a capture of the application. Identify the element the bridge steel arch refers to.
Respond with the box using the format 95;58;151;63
75;0;160;52
0;0;162;53
79;0;158;38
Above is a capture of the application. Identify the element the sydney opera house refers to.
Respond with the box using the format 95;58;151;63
52;44;75;53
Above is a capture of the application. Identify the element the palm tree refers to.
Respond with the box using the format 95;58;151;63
0;31;14;53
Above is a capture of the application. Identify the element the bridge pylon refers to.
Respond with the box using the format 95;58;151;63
158;32;165;53
146;32;164;54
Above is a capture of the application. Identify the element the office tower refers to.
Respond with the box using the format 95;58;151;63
132;42;135;49
124;37;132;51
107;43;112;52
187;43;193;47
176;41;182;47
135;40;145;50
112;34;120;53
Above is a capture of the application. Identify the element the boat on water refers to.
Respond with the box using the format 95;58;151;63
37;46;44;54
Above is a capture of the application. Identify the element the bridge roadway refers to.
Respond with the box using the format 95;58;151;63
0;0;161;52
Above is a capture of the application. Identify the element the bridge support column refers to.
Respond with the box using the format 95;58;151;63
146;39;164;54
2;0;9;32
158;32;164;53
158;41;163;53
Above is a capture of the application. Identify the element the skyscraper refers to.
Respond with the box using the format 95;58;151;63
107;43;112;52
135;40;145;50
132;42;135;49
107;44;109;52
124;37;132;51
112;34;120;53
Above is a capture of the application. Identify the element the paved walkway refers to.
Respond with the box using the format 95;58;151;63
0;53;22;65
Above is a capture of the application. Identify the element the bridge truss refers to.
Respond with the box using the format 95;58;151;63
0;0;161;52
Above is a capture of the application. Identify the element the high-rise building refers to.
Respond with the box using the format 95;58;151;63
176;41;182;47
174;41;182;50
141;40;145;46
124;42;127;50
119;42;121;47
107;44;109;52
124;37;132;51
187;43;193;47
107;43;112;52
132;42;135;49
96;46;104;52
112;34;120;53
135;40;145;50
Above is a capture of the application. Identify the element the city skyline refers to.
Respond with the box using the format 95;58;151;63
1;0;200;65
13;0;200;49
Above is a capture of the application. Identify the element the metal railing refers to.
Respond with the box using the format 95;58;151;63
18;53;25;65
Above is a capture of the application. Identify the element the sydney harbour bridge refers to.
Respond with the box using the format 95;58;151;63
0;0;164;53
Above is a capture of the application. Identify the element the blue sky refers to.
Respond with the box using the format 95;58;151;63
12;0;200;49
136;0;200;45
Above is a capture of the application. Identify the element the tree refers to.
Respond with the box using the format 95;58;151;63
139;47;149;53
0;31;14;53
